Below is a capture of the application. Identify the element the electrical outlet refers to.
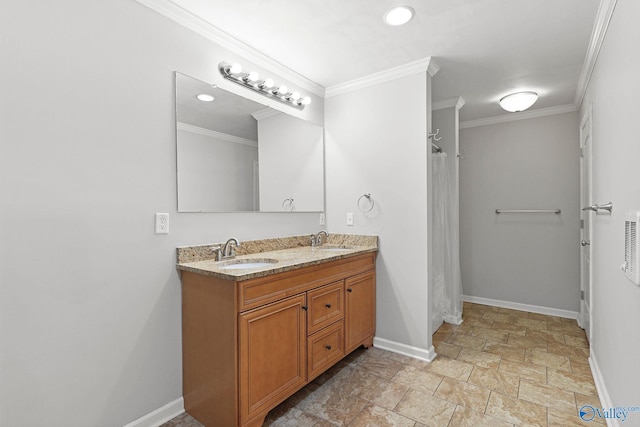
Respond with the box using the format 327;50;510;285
319;213;325;225
155;213;169;234
346;212;354;226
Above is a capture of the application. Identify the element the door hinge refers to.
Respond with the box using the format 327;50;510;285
580;219;584;229
580;147;584;158
581;290;585;300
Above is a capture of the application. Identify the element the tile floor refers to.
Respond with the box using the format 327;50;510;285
162;302;601;427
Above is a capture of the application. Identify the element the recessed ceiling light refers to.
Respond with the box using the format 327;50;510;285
196;94;214;102
499;91;538;112
384;6;415;26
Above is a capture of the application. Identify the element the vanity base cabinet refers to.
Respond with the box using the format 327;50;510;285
181;252;376;427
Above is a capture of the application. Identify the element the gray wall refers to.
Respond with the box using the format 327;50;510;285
580;0;640;410
0;1;323;426
459;112;581;311
325;72;432;354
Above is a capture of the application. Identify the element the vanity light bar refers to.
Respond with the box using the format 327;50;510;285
218;62;311;110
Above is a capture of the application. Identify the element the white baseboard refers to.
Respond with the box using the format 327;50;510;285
374;336;437;362
589;352;618;427
462;295;578;319
123;397;184;427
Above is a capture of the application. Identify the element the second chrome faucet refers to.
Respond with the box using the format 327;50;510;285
213;238;240;260
311;231;328;248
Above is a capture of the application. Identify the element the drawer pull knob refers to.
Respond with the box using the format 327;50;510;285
325;345;332;350
325;303;332;308
301;306;308;311
347;288;353;293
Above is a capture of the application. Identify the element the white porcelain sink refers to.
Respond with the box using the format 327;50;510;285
218;259;278;270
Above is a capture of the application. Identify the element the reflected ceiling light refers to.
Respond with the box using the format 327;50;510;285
196;94;214;102
499;91;538;112
219;62;311;110
384;6;415;26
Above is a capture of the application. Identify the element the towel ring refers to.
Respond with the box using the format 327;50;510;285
281;197;294;211
357;193;375;213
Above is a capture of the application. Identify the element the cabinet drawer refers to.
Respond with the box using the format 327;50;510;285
307;320;345;381
307;281;344;335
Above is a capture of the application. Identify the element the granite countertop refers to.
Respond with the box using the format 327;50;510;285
176;234;378;281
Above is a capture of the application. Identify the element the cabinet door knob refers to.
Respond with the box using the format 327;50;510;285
325;345;332;350
325;303;332;308
347;288;353;293
301;305;308;311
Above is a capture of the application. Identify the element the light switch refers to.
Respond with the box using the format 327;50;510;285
346;212;354;226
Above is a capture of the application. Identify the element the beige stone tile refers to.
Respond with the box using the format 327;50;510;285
483;311;514;323
498;359;547;384
526;329;567;345
514;317;549;332
548;408;605;426
547;341;589;359
426;356;474;381
570;359;593;377
528;312;563;324
525;349;571;372
296;384;369;426
497;307;530;318
395;389;456;427
432;330;451;344
564;333;589;349
384;351;430;370
483;341;526;362
448;405;514;427
434;376;491;411
447;333;486;350
548;322;584;337
350;372;409;410
548;369;597;396
468;366;520;397
507;335;549;351
456;348;501;369
486;391;548;427
391;365;443;394
471;326;509;343
348;404;416;427
518;380;576;413
491;321;527;335
357;352;405;380
435;341;462;359
574;394;607;425
446;322;477;335
462;317;496;328
263;407;331;427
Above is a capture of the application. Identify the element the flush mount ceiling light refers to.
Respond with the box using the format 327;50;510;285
218;62;311;110
196;94;214;102
384;6;415;26
499;91;538;112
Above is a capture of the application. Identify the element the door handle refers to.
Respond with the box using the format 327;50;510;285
582;205;597;212
581;239;591;246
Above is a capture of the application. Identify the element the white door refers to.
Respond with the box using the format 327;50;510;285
579;108;593;341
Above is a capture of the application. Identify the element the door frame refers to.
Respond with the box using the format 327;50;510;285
578;105;593;342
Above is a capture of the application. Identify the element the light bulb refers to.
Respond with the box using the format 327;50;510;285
290;91;300;101
246;71;259;82
384;6;415;26
276;85;288;95
262;78;274;89
229;63;242;74
300;96;311;105
499;91;538;112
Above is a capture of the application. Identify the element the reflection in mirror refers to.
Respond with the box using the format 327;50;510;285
175;72;324;212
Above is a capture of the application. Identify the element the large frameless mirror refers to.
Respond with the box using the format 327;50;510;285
175;72;324;212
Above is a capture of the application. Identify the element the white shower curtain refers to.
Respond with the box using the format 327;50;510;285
432;153;463;325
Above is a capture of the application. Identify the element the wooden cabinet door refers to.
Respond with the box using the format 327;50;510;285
239;294;307;426
345;271;376;353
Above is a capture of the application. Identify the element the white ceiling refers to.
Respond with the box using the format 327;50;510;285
169;0;600;121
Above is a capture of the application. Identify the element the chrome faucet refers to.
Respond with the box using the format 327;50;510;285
213;238;241;260
311;231;329;247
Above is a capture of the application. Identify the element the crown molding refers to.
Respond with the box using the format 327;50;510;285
325;57;439;98
574;0;618;108
459;104;577;129
135;0;324;97
177;122;258;147
433;97;466;111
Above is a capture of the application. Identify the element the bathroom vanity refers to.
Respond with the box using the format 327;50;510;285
176;235;377;427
